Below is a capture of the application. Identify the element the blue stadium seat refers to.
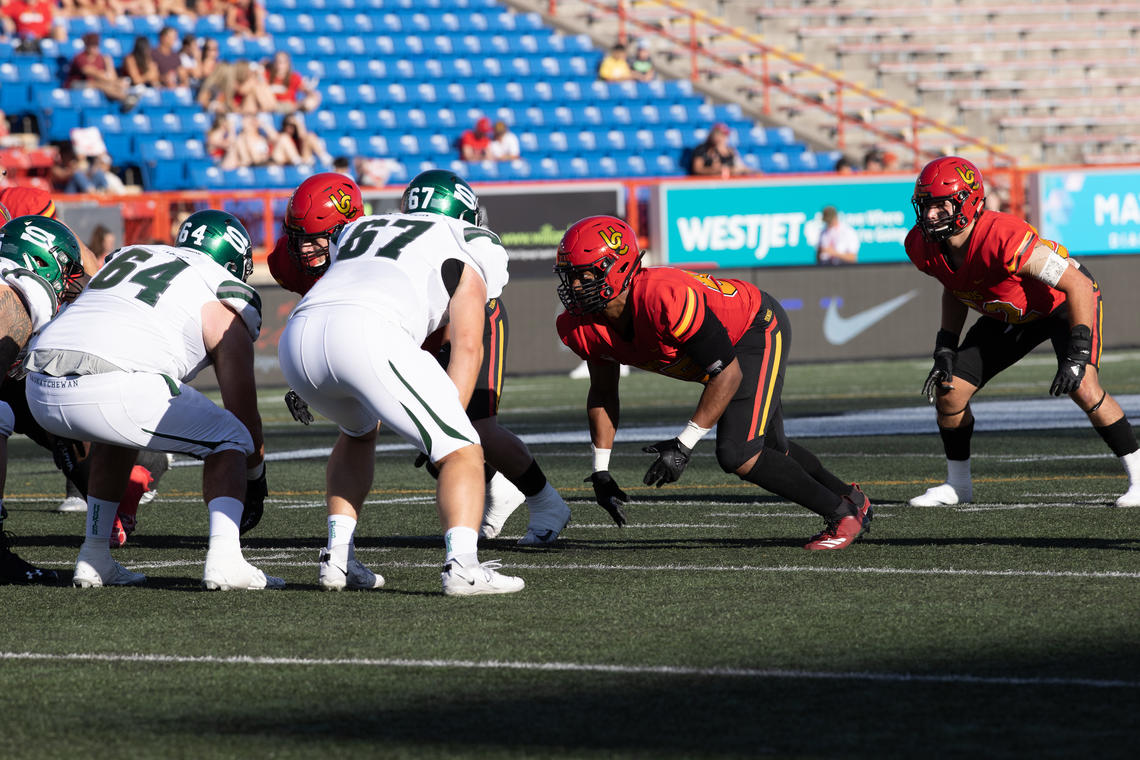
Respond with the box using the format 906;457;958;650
622;155;650;176
534;156;559;179
761;152;791;173
654;153;683;175
595;156;620;178
550;106;574;127
638;104;662;125
545;130;568;153
499;158;532;180
601;129;627;152
433;107;458;129
364;135;389;156
518;132;539;154
398;134;421;156
191;164;225;190
405;108;428;129
633;128;655;151
567;131;597;153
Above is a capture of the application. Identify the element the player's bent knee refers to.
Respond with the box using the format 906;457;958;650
716;440;759;475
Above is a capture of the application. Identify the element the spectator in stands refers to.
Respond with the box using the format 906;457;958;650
197;61;236;113
85;153;126;194
689;123;750;178
816;205;860;265
231;112;276;167
50;143;93;194
66;32;139;112
264;51;320;113
1;0;54;52
271;113;329;166
862;148;885;172
629;42;656;82
598;42;633;82
179;32;203;85
834;156;857;174
459;116;492;161
355;156;394;187
332;155;351;177
232;59;277;114
87;223;116;268
225;0;266;38
152;26;188;88
122;35;161;91
198;37;221;82
205;113;236;165
487;120;519;161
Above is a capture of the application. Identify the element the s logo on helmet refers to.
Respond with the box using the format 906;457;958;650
329;190;356;216
598;226;628;256
955;165;979;190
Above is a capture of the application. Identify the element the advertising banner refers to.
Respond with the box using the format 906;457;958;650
652;176;914;268
1035;168;1140;256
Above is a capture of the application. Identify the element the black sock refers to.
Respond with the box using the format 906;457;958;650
743;449;847;520
786;440;850;497
511;459;548;498
1094;418;1139;458
483;464;495;483
939;417;974;461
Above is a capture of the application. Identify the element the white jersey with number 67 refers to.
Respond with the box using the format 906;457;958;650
292;211;509;346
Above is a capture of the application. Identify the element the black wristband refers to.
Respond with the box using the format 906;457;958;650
934;329;959;353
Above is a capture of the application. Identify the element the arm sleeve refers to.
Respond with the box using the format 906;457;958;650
680;307;736;376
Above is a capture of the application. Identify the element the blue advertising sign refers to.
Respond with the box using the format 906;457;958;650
654;176;915;268
1036;168;1140;256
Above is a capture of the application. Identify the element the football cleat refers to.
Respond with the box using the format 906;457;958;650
909;482;972;507
518;487;572;547
1115;485;1140;507
202;551;285;591
318;551;385;591
480;472;526;539
804;491;872;551
55;496;87;513
441;559;525;596
73;552;146;588
1;532;61;585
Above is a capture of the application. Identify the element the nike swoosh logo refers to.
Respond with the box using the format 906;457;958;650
822;290;920;345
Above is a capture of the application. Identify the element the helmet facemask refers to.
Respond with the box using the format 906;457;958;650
912;190;979;242
285;223;340;276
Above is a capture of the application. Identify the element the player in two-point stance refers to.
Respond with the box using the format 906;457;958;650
906;156;1140;507
278;170;529;595
270;174;569;591
554;215;871;550
24;210;280;590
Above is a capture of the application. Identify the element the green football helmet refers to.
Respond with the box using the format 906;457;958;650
0;215;84;301
400;169;481;225
176;209;253;281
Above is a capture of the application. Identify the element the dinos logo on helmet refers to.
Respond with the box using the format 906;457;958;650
955;165;979;190
329;190;356;216
598;225;628;256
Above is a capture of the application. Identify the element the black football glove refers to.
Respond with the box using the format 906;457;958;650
586;470;629;527
1050;324;1092;397
922;329;959;404
241;468;267;535
642;437;692;487
284;389;314;425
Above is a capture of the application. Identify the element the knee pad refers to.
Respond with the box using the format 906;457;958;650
715;437;764;474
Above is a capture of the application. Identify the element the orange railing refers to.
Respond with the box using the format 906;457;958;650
545;0;1019;172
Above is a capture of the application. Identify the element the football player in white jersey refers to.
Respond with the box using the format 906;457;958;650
24;210;281;591
279;170;529;595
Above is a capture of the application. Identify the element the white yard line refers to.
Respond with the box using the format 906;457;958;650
1;650;1134;689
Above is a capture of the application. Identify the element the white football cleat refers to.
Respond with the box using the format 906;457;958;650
203;552;285;591
319;552;385;591
73;554;146;588
56;496;88;513
518;489;571;547
1115;485;1140;507
909;482;972;507
480;472;526;539
441;559;524;596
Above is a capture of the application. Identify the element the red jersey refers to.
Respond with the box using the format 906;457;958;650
266;69;304;104
267;236;320;296
0;186;56;218
4;1;53;39
557;266;763;382
905;210;1069;325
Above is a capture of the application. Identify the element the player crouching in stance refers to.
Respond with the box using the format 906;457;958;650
278;170;526;595
554;216;871;550
906;157;1140;507
24;210;280;590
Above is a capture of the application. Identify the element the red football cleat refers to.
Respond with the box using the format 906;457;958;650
804;487;873;551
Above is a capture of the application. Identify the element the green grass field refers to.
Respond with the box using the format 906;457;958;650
3;354;1139;759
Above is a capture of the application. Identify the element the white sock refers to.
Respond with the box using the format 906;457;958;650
1120;450;1140;487
326;514;356;567
947;459;971;490
86;497;120;540
444;526;479;567
207;496;243;554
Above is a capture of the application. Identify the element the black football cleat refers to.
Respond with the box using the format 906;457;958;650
1;532;61;585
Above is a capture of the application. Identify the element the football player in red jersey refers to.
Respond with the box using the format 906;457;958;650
906;156;1140;507
270;172;571;548
555;215;871;550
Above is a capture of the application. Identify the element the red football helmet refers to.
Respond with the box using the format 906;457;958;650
912;156;986;241
554;215;644;314
283;172;363;275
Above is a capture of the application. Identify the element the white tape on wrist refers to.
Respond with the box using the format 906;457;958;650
592;445;612;472
677;420;711;450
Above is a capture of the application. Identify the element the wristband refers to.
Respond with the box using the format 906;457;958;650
247;461;265;480
934;328;959;352
591;445;611;472
677;420;711;450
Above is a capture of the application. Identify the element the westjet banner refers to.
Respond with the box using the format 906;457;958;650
652;176;915;267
